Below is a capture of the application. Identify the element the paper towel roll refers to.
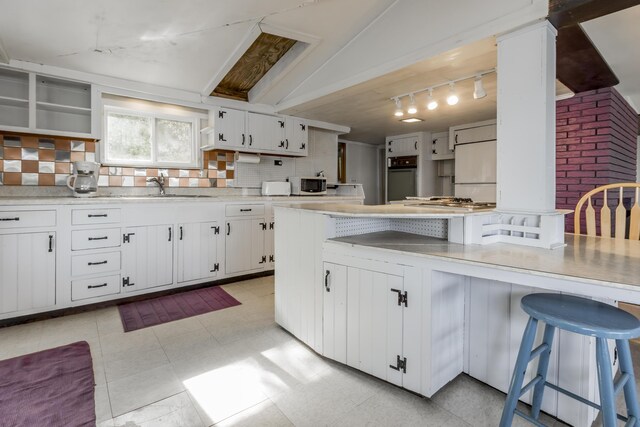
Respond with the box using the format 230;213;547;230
235;153;261;164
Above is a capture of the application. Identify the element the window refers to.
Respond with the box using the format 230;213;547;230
103;106;200;168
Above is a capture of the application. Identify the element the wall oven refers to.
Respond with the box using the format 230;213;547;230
387;156;417;202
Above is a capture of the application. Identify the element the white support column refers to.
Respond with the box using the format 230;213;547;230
496;21;557;213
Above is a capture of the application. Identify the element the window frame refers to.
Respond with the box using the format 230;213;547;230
102;105;201;169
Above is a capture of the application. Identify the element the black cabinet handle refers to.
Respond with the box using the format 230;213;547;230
88;283;108;289
0;217;19;221
88;214;107;218
249;135;253;146
227;223;231;235
168;227;172;242
88;260;107;266
48;235;53;252
242;134;245;145
285;139;289;150
240;208;252;212
179;226;183;241
88;236;108;241
455;134;458;144
415;141;418;150
325;270;331;292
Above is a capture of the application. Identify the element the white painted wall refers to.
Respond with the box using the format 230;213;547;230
341;140;380;205
277;0;548;110
294;128;338;184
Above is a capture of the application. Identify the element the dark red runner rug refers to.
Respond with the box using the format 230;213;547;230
118;286;241;332
0;341;95;427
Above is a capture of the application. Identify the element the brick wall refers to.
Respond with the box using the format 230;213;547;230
556;87;638;232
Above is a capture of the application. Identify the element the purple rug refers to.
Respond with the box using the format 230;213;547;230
118;286;241;332
0;341;95;427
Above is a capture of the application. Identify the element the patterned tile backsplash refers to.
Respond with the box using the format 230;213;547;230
0;132;235;188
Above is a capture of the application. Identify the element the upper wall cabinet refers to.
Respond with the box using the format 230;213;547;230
204;107;308;157
0;68;95;138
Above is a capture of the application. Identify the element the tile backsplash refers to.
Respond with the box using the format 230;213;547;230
0;132;234;188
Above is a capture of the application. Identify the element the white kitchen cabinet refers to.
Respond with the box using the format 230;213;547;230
285;117;308;156
121;225;174;292
386;136;419;156
208;107;247;150
177;221;220;283
225;217;266;275
431;132;454;160
0;70;94;138
322;262;348;364
449;120;497;149
0;232;56;314
247;112;278;151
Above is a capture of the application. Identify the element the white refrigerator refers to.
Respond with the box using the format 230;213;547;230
454;140;497;202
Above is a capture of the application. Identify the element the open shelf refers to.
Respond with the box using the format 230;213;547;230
36;101;91;116
36;75;91;109
0;68;29;100
0;95;29;107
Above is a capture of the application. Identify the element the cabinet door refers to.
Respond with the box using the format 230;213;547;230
387;137;417;156
323;262;348;363
122;225;173;292
286;117;308;155
431;134;454;160
0;232;55;314
252;218;267;269
178;222;220;283
452;124;496;146
212;108;246;149
247;113;278;151
345;267;403;386
225;218;252;274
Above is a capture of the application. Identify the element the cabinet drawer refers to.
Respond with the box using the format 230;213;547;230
72;208;121;225
72;251;120;276
72;275;121;301
225;204;265;217
0;210;56;229
72;228;121;251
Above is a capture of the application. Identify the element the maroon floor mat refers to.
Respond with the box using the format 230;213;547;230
0;341;95;427
118;286;241;332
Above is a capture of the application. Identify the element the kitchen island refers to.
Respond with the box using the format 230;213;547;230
273;203;639;427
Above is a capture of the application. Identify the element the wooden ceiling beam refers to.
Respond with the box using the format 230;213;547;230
556;24;619;93
549;0;640;28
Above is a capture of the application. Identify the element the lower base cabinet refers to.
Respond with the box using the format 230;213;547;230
322;260;423;393
122;225;173;292
177;221;220;283
0;232;56;314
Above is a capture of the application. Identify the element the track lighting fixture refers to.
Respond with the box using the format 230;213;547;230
426;88;438;110
389;68;495;118
393;98;403;117
407;94;417;115
446;83;459;106
473;75;486;99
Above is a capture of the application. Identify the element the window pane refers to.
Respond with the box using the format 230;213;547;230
106;113;152;162
157;119;193;163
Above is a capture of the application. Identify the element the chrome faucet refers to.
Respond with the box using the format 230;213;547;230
147;174;166;196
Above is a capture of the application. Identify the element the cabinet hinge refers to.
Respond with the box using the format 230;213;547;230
300;123;306;131
122;277;134;287
269;255;274;263
389;355;407;373
218;110;226;119
210;263;220;273
269;222;274;230
259;255;267;264
390;288;408;307
123;233;135;243
260;222;267;231
279;120;285;128
300;143;306;150
212;226;220;235
218;133;226;142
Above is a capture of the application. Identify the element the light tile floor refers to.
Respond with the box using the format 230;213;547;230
0;276;638;427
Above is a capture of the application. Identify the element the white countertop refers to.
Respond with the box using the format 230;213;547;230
276;203;489;218
329;231;640;292
0;195;361;206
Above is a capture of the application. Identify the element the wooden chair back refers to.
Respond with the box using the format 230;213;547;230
574;182;640;240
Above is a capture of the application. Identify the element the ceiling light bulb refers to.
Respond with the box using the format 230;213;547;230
393;98;403;117
446;83;459;106
407;94;417;115
426;89;438;110
473;75;486;99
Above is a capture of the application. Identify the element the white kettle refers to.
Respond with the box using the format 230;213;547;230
67;161;100;197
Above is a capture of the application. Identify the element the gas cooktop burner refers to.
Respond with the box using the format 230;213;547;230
404;196;496;211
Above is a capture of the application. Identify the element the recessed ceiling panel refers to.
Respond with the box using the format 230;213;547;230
211;32;297;101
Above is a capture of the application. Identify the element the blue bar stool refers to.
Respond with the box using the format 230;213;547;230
500;293;640;427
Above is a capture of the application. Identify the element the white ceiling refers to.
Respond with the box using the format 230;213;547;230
0;0;394;98
582;5;640;113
